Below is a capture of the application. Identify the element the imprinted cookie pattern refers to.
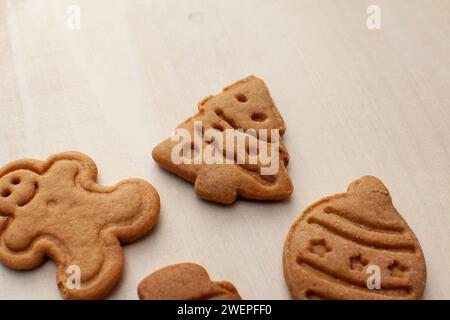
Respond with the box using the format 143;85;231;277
283;176;426;300
152;76;293;204
138;263;242;300
0;152;160;299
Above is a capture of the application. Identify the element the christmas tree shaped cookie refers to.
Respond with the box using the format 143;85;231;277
152;76;293;204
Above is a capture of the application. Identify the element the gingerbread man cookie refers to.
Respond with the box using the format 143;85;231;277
0;152;160;299
138;263;242;300
283;176;426;299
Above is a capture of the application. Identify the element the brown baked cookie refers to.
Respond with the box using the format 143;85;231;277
138;263;242;300
0;151;160;299
152;76;293;204
283;176;426;300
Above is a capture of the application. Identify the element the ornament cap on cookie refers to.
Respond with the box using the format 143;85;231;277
0;151;160;299
347;175;390;195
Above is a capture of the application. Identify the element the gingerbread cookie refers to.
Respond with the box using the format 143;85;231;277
283;176;426;300
0;152;160;299
138;263;242;300
152;76;293;204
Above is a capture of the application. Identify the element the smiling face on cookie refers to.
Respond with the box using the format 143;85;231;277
0;170;40;214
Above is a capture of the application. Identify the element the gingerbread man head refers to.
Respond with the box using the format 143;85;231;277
0;152;160;299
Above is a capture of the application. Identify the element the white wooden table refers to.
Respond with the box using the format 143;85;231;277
0;0;449;299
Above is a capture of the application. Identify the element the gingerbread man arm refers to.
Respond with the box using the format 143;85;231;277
59;152;160;244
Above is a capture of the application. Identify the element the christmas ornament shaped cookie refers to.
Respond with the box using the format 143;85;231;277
283;176;426;300
0;152;160;299
152;76;293;204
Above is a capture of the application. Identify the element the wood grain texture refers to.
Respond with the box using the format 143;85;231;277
0;0;449;299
